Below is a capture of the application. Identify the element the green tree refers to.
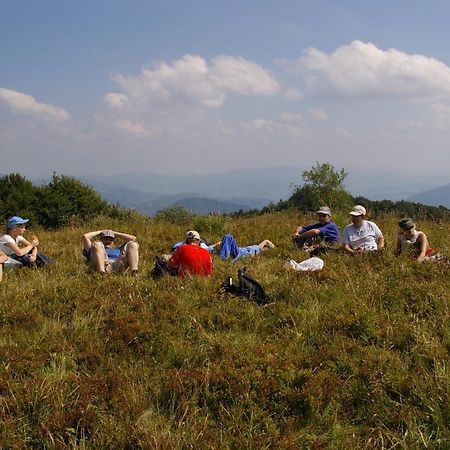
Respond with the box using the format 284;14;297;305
35;174;109;228
0;173;38;224
289;162;353;212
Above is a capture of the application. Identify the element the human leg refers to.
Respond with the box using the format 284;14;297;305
91;241;108;273
112;241;139;273
218;234;241;260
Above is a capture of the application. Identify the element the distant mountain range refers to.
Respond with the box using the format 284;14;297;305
30;167;449;215
408;183;450;208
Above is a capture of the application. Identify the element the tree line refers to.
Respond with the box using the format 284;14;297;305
238;162;450;221
1;165;448;230
0;173;132;229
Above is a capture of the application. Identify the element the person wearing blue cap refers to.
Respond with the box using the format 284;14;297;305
0;216;40;268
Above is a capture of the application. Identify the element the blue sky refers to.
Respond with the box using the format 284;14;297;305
1;1;450;179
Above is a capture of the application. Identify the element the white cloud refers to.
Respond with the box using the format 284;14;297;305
290;41;450;99
0;87;69;121
210;55;279;96
241;117;304;138
104;93;129;108
430;102;450;129
115;120;155;138
105;54;279;110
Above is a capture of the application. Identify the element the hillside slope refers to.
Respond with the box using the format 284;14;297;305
1;212;449;448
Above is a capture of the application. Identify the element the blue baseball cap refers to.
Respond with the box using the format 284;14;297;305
6;216;29;229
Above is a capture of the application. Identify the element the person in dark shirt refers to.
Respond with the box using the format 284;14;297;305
292;206;339;249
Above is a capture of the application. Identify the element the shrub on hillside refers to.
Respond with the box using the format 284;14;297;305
0;173;39;224
288;162;353;212
35;174;109;228
154;205;192;225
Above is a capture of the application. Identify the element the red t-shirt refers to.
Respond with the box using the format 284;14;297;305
169;244;213;277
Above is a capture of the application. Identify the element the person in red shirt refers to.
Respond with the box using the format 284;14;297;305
169;230;213;277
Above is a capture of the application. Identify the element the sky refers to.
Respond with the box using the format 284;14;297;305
1;0;450;180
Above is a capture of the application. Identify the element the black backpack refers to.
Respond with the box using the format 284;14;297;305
150;256;178;279
221;267;269;305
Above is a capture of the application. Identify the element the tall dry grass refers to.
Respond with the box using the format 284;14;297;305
0;211;449;448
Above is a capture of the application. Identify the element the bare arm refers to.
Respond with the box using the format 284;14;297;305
4;238;39;257
395;235;402;256
376;235;385;250
293;225;303;238
416;232;428;262
297;229;320;239
258;239;275;250
112;231;136;242
343;243;356;254
82;230;103;251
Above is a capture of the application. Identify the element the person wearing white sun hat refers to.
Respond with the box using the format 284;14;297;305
342;205;384;254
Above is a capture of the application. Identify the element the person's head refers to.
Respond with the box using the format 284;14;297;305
398;218;415;237
349;205;366;226
185;230;201;245
316;206;332;224
100;230;115;247
6;216;29;236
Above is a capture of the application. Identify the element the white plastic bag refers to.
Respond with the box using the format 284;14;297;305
287;257;324;272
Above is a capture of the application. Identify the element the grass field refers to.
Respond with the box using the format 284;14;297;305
1;211;449;448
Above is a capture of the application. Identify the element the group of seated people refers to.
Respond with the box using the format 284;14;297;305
292;204;447;263
0;205;447;282
292;204;385;254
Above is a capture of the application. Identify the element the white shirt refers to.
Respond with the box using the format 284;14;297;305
0;234;26;256
343;220;383;251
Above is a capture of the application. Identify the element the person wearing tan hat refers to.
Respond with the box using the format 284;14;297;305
168;230;213;277
292;206;339;249
342;205;384;254
82;229;139;275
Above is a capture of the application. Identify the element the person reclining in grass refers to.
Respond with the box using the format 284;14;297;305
342;205;384;254
217;233;275;261
396;218;449;263
0;251;7;282
168;230;213;277
83;229;139;275
292;206;339;251
0;216;41;269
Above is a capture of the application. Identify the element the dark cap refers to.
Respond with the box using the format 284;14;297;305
398;218;415;230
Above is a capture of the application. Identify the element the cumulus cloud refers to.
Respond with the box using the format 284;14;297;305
289;41;450;99
0;87;69;121
105;54;279;110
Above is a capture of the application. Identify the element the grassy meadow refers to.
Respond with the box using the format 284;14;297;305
0;210;449;449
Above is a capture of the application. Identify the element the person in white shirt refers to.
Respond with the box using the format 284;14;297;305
342;205;384;254
0;216;39;268
0;251;7;282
